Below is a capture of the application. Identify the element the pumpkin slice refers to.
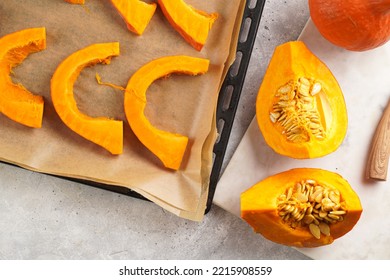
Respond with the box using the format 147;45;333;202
65;0;85;4
51;42;123;155
0;27;45;128
158;0;218;51
110;0;157;35
124;55;209;170
256;41;348;159
241;168;363;248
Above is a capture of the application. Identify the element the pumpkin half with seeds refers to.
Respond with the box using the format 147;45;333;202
241;168;362;248
256;41;347;159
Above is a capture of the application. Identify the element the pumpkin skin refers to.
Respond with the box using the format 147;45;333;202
158;0;218;51
51;42;123;155
309;0;390;51
0;27;45;128
256;41;347;159
241;168;363;248
124;55;209;170
110;0;157;35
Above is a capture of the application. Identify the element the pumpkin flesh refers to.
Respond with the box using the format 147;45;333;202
256;41;347;159
158;0;218;51
124;55;209;170
110;0;157;35
51;42;123;155
0;27;45;128
241;168;363;248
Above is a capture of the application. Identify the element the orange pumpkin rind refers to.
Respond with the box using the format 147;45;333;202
309;0;390;51
158;0;218;51
241;168;363;248
0;27;46;128
51;42;123;155
124;55;210;170
110;0;157;35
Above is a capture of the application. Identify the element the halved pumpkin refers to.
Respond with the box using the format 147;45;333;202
51;42;123;155
124;55;209;170
241;168;363;247
0;27;45;128
110;0;157;35
158;0;218;51
256;41;348;159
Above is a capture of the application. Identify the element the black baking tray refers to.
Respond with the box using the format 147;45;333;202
3;0;266;214
66;0;266;213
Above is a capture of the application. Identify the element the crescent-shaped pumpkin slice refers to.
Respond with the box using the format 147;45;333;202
0;27;45;128
158;0;218;51
124;55;210;170
51;42;123;155
110;0;157;35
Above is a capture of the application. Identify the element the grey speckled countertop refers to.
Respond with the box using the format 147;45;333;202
0;0;311;260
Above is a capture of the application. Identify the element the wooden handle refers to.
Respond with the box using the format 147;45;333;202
366;99;390;181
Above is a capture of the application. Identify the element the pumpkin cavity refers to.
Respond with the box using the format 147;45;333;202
270;77;333;144
277;178;347;239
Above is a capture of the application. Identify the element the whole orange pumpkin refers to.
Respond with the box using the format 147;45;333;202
309;0;390;51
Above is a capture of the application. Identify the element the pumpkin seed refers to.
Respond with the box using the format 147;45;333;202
303;214;314;224
319;222;330;236
278;84;292;94
328;214;340;220
297;193;308;202
330;210;346;215
311;83;322;96
329;191;340;204
287;187;293;200
309;224;321;239
319;211;328;218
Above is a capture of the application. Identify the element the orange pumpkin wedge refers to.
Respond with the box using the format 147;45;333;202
51;42;123;155
0;27;45;128
158;0;218;51
65;0;85;4
110;0;157;35
124;55;210;170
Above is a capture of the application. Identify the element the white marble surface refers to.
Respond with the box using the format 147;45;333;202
214;20;390;259
0;0;311;260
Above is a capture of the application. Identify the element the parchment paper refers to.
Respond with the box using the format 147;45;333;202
0;0;245;221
